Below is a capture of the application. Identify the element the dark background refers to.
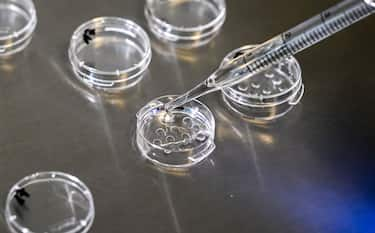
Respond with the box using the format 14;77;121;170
0;0;374;233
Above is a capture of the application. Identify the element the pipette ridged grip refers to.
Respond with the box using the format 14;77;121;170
164;0;374;110
210;0;375;89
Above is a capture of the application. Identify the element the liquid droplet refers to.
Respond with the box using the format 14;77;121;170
238;83;249;92
156;128;166;136
195;133;208;142
251;82;260;89
272;79;282;86
265;71;275;78
262;89;272;95
164;149;172;155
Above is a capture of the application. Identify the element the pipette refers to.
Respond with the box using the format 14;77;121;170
164;0;375;111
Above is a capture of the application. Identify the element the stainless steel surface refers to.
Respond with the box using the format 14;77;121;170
0;0;374;232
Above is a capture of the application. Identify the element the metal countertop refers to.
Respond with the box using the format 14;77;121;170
0;0;374;232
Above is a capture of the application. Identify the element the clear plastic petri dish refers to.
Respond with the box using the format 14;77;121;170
69;17;152;92
0;0;37;56
136;95;216;169
145;0;226;48
5;172;95;233
221;45;304;122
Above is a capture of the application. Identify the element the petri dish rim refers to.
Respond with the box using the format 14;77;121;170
5;171;95;233
144;1;226;33
136;95;216;168
0;1;37;41
136;95;215;148
222;45;302;100
69;17;152;77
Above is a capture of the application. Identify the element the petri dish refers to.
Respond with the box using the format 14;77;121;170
145;0;226;48
69;17;152;92
136;95;216;169
5;172;95;233
0;0;37;56
221;45;304;122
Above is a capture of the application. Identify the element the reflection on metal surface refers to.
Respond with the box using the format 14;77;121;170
145;157;216;177
213;101;266;187
50;57;143;109
244;124;265;189
269;179;375;232
149;163;191;177
257;133;274;145
151;35;216;64
159;173;182;233
0;51;28;73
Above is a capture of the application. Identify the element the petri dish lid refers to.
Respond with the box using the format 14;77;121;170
145;0;226;48
0;0;37;56
136;95;216;169
221;45;303;107
69;17;151;91
5;172;95;233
